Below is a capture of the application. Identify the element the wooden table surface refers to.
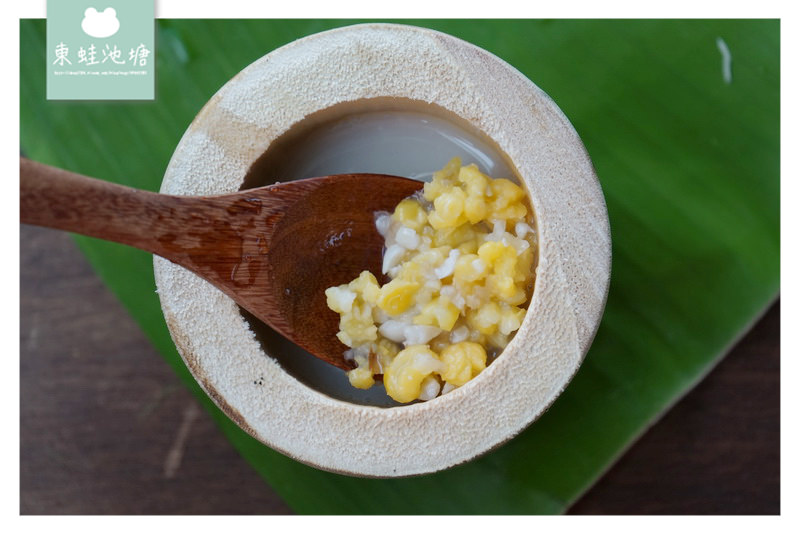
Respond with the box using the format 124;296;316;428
19;225;780;515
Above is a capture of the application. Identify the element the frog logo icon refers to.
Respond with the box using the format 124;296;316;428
81;7;120;38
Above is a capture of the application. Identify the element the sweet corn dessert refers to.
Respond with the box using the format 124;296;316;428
325;157;537;403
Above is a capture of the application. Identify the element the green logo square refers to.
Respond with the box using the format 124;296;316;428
47;0;154;100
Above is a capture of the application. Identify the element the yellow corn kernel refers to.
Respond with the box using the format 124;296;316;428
492;202;528;220
396;261;424;285
377;279;419;315
458;164;489;197
348;270;380;305
453;254;487;284
464;195;489;224
392;198;428;231
434;156;461;181
413;296;460;331
494;256;517;280
428;187;467;229
487;274;517;301
325;285;356;314
335;330;352;347
409;247;449;269
432;223;476;249
498;304;527;335
423;179;448;203
490;178;525;207
480;243;520;290
347;366;375;389
383;345;443;403
504;285;528;306
423;157;460;202
373;338;400;374
336;302;377;347
467;301;502;335
477;241;508;264
439;341;487;386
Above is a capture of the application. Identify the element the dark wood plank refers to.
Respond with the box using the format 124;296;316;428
20;225;779;514
20;225;292;515
569;301;780;514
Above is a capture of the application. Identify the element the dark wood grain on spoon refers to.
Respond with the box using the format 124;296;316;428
20;157;422;370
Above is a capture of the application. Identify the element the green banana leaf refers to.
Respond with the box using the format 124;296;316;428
20;19;779;514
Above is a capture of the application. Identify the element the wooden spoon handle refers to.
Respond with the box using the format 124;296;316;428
21;157;176;252
19;157;271;270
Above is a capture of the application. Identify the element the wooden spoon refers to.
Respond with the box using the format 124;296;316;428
20;157;422;370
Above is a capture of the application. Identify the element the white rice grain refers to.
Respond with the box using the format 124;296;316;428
395;226;420;249
402;325;442;346
434;249;461;279
450;325;470;343
382;244;406;274
417;376;442;401
375;212;392;237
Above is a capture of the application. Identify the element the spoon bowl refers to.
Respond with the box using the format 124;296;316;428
20;157;422;369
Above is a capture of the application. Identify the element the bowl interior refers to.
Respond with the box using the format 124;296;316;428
240;97;528;406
